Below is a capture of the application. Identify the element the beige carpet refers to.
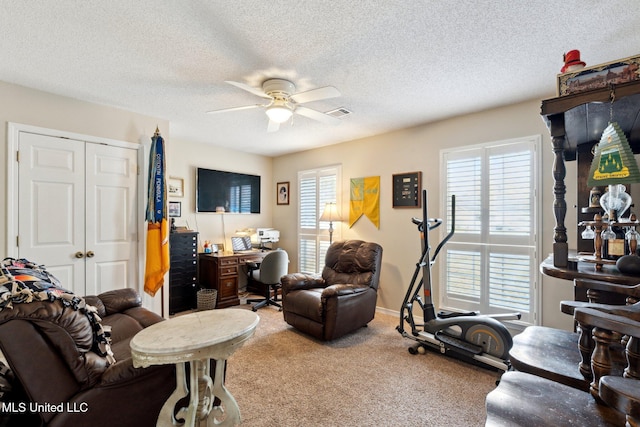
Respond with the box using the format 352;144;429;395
223;301;501;427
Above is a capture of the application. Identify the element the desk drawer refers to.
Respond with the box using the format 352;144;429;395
218;258;238;267
238;255;263;264
219;277;238;298
219;265;238;276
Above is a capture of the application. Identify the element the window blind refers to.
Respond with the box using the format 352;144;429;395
298;166;341;274
441;137;540;325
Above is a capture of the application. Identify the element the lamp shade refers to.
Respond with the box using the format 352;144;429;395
265;105;293;123
587;122;640;187
319;202;341;222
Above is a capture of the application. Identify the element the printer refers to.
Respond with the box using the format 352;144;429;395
256;228;280;243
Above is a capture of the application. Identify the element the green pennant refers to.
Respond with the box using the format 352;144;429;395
587;122;640;187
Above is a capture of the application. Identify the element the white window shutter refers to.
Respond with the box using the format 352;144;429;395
441;136;539;325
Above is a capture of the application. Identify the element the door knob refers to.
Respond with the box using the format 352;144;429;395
86;251;95;258
75;251;84;259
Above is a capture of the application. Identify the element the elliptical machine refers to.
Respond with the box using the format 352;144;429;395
396;189;521;371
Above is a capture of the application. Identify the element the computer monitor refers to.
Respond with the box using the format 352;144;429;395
231;236;252;252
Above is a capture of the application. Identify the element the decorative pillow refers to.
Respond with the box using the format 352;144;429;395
0;258;115;365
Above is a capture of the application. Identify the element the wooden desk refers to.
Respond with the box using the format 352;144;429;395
199;251;269;308
130;309;259;426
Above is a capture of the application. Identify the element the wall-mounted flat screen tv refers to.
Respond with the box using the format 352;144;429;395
196;168;260;213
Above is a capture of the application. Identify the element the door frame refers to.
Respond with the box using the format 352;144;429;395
5;123;151;308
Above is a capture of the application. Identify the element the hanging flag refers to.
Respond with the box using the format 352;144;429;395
349;176;380;228
144;128;170;296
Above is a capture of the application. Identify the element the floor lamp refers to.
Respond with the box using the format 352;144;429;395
320;202;341;245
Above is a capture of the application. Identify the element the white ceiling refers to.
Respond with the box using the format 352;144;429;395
1;1;640;157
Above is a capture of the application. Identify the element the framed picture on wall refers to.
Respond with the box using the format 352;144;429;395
392;171;422;208
168;177;184;198
277;182;290;205
168;201;182;217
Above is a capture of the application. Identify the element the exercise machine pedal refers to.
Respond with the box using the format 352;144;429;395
435;331;483;355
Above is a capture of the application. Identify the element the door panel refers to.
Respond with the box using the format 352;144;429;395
18;132;85;294
85;143;138;296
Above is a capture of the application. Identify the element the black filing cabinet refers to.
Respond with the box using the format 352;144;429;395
169;231;199;314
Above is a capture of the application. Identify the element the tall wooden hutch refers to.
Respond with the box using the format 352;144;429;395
541;80;640;269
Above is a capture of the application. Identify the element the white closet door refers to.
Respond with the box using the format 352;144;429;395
17;131;138;296
84;143;138;295
18;132;86;293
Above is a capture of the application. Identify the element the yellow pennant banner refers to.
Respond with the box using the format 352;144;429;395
144;219;170;296
349;176;380;228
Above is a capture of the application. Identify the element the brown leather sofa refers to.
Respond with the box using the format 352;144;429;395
281;240;383;341
0;288;175;427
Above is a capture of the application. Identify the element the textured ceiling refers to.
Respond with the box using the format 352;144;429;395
1;1;640;156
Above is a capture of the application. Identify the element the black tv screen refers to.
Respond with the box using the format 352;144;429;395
196;168;260;213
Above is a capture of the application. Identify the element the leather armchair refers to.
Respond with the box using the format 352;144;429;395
281;240;383;341
0;288;175;427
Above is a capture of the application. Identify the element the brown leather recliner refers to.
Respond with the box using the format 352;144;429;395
0;288;175;427
281;240;383;341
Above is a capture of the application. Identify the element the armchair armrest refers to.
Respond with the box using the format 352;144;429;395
599;376;640;422
574;306;640;338
322;283;370;298
281;273;324;294
561;300;632;316
95;288;142;315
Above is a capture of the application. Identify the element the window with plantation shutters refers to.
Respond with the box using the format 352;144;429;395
440;136;540;325
298;166;341;274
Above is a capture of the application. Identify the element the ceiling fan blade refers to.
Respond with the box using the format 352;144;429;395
267;120;280;133
290;86;341;104
206;104;262;114
225;81;272;99
295;106;342;125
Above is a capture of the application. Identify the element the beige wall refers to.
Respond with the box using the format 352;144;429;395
165;139;273;253
273;98;578;330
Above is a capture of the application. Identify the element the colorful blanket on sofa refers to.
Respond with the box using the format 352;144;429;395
0;258;115;365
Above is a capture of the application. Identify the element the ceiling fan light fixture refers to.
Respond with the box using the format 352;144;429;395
266;105;293;123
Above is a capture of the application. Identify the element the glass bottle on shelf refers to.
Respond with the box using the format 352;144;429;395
602;209;626;260
625;213;639;256
581;225;595;240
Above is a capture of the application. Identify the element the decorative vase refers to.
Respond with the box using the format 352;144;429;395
600;184;632;219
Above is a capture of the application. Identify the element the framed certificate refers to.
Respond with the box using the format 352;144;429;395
392;172;421;208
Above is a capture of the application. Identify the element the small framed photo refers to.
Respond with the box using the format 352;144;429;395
168;177;184;198
392;171;422;208
168;201;181;217
277;182;290;205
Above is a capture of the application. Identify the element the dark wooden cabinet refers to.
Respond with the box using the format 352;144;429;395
169;231;199;314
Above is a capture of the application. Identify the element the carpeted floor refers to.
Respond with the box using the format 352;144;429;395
222;299;501;427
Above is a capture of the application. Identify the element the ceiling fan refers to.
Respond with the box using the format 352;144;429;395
207;78;343;132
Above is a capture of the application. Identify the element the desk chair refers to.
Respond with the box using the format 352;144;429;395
246;250;289;311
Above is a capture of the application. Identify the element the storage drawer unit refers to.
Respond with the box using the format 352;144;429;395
169;231;199;314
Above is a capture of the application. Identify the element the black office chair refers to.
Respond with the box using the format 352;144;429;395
246;250;289;311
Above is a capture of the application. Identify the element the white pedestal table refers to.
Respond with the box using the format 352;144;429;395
130;309;259;426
